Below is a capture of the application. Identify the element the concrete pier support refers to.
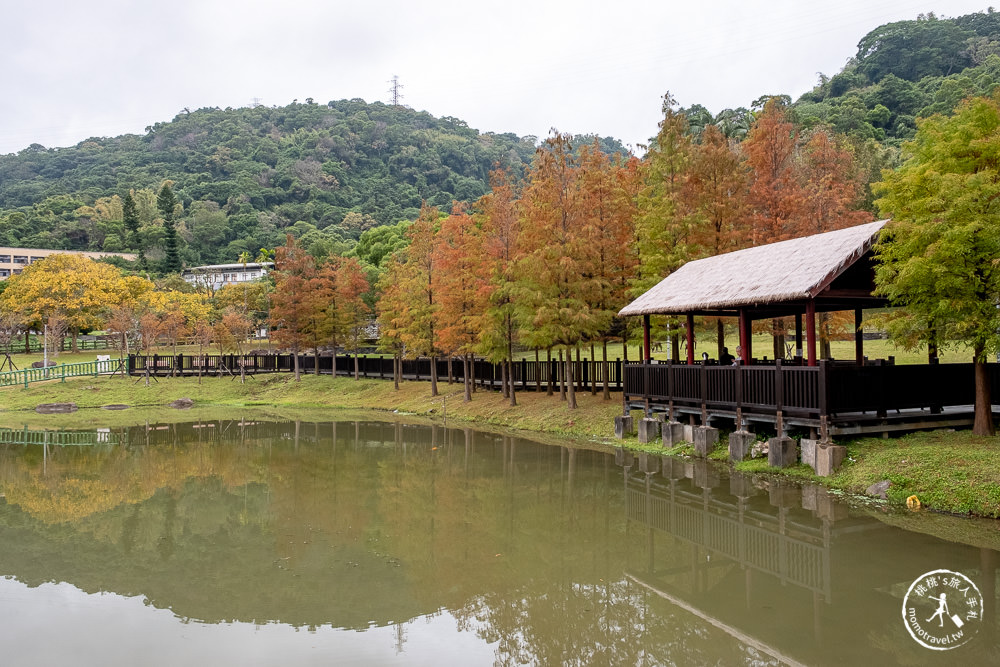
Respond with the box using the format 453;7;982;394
815;443;847;477
693;426;719;457
728;431;755;462
637;418;660;444
800;438;818;470
661;421;685;447
614;415;634;439
767;436;798;468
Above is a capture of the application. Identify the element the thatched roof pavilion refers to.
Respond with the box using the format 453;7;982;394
619;220;890;366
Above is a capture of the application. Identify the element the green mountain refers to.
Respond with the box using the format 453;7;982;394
793;9;1000;143
0;100;606;266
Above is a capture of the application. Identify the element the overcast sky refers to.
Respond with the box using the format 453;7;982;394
0;0;991;156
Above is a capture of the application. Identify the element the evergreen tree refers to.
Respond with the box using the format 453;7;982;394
157;183;181;273
122;191;146;271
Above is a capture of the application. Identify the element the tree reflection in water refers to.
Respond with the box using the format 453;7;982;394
0;420;995;665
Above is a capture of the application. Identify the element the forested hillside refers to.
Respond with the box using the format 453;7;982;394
1;9;998;274
0;99;624;266
793;9;1000;142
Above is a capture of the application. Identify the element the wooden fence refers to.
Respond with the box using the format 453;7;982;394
127;353;625;392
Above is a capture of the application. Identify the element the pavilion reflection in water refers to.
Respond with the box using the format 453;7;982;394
616;449;1000;666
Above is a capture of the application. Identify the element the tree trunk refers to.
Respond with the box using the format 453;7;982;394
430;355;439;396
293;348;300;381
602;340;610;400
393;353;400;390
974;349;994;436
819;313;831;359
507;360;517;407
448;357;454;384
508;338;517;407
463;356;471;402
558;350;566;401
354;352;359;380
566;353;577;409
546;348;554;396
590;343;597;395
534;349;541;394
500;360;508;398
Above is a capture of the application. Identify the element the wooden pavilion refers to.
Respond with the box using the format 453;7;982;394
618;220;998;438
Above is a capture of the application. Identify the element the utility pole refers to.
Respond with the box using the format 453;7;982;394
387;75;404;106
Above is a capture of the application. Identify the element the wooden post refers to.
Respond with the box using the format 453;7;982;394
643;314;651;363
686;314;695;365
854;308;864;365
806;301;817;367
794;313;803;361
738;309;749;364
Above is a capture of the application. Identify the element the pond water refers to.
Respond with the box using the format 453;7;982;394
0;419;997;666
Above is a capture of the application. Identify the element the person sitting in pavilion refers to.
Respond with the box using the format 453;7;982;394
720;347;736;365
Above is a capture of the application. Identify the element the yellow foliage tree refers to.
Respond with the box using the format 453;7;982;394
0;254;153;352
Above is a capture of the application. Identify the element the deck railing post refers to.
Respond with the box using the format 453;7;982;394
876;359;887;418
818;359;829;439
774;359;783;435
700;358;709;424
735;362;743;428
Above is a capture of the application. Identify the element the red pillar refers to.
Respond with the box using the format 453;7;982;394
686;314;695;365
642;314;651;363
806;300;817;367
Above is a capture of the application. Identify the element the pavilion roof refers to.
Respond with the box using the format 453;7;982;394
619;219;888;317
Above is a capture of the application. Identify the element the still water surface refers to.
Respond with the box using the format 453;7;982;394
0;419;997;666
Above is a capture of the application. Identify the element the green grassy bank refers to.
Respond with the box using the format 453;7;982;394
2;368;999;519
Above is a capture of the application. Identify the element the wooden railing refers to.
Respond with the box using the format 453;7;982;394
623;359;1000;422
126;353;626;392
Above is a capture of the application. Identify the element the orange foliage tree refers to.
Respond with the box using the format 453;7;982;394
269;235;319;380
476;168;523;406
432;203;486;401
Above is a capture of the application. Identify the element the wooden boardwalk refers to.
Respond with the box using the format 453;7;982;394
127;353;626;393
623;359;1000;436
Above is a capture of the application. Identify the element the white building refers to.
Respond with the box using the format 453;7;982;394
181;262;273;291
0;247;137;279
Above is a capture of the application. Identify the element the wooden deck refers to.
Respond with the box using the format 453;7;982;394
623;359;1000;436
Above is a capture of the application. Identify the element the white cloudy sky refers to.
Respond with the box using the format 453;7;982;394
0;0;991;156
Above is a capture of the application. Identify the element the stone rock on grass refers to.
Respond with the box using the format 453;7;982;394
36;403;77;414
170;398;194;409
866;480;891;499
750;440;769;459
